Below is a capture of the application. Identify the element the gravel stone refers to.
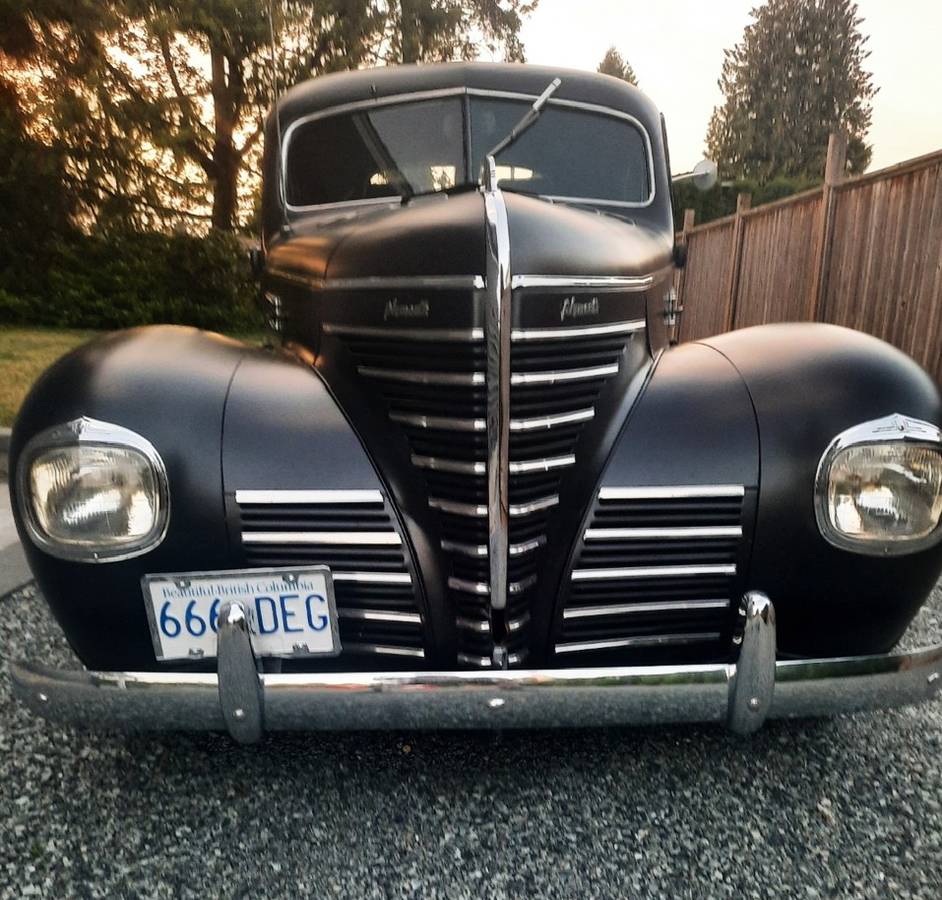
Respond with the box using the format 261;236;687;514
2;580;942;898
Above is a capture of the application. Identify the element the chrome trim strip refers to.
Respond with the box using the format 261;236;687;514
390;411;485;432
411;455;486;476
813;413;942;556
511;319;646;342
456;613;530;636
507;613;530;634
359;367;486;386
555;632;723;655
448;577;490;596
441;539;487;559
338;608;422;625
328;275;484;291
511;275;654;291
268;270;485;292
510;408;594;432
324;323;484;342
584;526;743;541
235;489;383;505
511;364;619;385
598;485;746;501
509;455;576;475
441;536;545;558
16;417;171;564
483;157;512;613
447;575;537;595
457;652;494;668
280;88;656;214
14;626;942;733
343;643;426;660
332;572;412;585
428;497;488;518
241;531;401;546
564;599;731;620
428;495;559;518
572;564;737;582
510;537;545;556
511;495;560;516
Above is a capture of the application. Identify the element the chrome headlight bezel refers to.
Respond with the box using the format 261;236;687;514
814;414;942;556
16;417;170;563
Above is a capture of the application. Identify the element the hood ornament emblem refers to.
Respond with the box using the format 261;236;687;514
560;296;600;322
384;298;430;321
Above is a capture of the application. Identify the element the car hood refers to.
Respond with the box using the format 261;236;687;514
265;191;672;283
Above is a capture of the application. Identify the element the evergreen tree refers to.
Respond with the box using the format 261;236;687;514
706;0;876;182
597;46;637;86
6;0;535;232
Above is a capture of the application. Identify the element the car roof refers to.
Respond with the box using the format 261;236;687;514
275;62;662;134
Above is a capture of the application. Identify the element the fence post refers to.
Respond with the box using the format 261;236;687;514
808;132;847;320
724;192;752;333
673;208;696;342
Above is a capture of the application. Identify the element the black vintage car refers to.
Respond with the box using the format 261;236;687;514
10;64;942;742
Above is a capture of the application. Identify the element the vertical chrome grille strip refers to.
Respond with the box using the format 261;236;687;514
483;157;511;613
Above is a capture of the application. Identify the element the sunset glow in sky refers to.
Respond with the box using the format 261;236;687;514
518;0;942;175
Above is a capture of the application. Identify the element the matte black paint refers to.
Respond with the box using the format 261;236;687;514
12;65;942;674
222;349;446;665
550;341;761;663
10;328;246;669
703;324;942;655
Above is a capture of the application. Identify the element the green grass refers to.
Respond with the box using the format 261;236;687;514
0;328;98;427
0;327;268;427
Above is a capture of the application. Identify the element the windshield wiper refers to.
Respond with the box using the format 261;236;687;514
401;77;562;204
480;77;561;189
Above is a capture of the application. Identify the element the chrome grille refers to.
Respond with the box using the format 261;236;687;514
557;485;744;662
343;316;645;667
236;490;424;661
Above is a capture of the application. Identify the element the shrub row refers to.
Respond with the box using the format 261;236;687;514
0;229;263;332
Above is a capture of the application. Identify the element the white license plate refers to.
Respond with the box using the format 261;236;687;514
142;567;341;662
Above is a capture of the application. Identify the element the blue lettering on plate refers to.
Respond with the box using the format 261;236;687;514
254;596;279;634
305;594;328;631
279;593;303;633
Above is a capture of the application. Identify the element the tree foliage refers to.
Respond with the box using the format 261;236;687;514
5;0;536;233
706;0;876;182
0;77;74;298
671;175;818;231
597;46;637;85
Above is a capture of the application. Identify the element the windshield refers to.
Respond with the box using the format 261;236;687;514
284;95;651;209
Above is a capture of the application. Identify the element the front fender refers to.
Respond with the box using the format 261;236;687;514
703;323;942;656
10;327;419;671
11;327;247;668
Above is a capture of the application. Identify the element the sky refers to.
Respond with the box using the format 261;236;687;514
517;0;942;175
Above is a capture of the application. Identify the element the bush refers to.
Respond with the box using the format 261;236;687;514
0;229;263;332
672;175;820;231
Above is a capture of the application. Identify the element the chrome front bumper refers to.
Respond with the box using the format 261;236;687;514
10;594;942;742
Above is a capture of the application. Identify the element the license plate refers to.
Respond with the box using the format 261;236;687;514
142;567;341;662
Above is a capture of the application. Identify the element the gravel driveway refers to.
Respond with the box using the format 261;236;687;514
2;580;942;899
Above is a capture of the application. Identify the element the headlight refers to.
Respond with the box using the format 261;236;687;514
815;414;942;555
18;418;169;562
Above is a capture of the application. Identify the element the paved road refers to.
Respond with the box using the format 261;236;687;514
3;575;942;899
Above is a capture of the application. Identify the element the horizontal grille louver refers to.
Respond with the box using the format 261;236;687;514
237;493;425;663
557;488;745;663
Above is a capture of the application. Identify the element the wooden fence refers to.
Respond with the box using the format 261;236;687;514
675;136;942;384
